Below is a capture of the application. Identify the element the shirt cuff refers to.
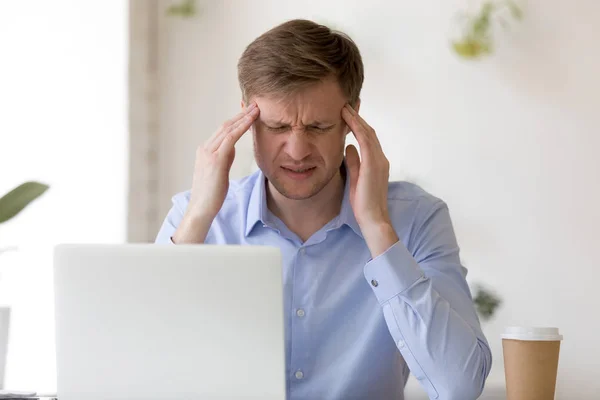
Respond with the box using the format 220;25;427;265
363;241;425;305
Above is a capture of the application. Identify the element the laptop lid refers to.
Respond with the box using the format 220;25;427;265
53;244;285;400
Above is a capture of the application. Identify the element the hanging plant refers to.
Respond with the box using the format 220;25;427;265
166;0;198;18
473;284;502;321
452;0;523;59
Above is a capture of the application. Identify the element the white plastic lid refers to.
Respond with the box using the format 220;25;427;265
501;327;563;341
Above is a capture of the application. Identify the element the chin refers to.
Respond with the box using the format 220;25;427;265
276;188;321;201
281;187;320;200
268;169;330;200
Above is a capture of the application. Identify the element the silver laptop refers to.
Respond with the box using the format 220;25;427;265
53;244;286;400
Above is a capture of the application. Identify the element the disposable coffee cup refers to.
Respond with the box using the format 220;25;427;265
502;327;563;400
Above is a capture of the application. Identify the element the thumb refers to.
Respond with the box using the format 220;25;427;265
345;144;360;197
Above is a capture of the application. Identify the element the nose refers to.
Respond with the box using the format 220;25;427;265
285;130;312;161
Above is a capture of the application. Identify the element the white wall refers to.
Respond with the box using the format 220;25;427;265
0;1;127;392
155;0;600;397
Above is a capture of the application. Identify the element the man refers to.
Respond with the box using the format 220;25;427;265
156;19;491;400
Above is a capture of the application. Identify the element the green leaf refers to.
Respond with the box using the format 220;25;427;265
452;39;490;59
473;286;502;321
166;0;197;18
0;181;49;224
506;0;523;20
453;41;479;58
472;10;492;37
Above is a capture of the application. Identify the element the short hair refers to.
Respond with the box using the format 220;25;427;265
238;19;364;105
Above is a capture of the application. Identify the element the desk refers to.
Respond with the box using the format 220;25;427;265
403;377;506;399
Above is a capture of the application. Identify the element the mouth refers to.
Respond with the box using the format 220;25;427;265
280;166;316;180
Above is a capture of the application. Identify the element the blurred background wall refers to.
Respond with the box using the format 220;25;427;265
1;0;599;397
0;0;127;392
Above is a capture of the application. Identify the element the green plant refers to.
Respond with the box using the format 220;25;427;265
452;0;523;59
473;284;502;321
166;0;198;18
0;182;49;225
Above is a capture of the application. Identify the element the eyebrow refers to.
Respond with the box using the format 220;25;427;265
261;119;337;126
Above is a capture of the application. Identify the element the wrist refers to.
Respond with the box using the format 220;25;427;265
172;211;214;244
361;222;398;259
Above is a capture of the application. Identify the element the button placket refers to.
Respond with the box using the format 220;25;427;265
290;245;311;386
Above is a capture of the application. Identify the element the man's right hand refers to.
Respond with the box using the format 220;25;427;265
172;103;260;244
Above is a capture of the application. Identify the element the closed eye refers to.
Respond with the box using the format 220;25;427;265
266;125;288;133
264;124;335;133
309;125;335;133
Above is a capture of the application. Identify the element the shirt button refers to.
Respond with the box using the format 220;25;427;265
398;340;405;349
296;309;305;317
299;248;306;255
295;370;304;380
371;279;379;287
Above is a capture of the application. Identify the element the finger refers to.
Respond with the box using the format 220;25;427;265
342;104;382;151
206;104;257;151
342;106;364;141
207;104;257;151
205;111;247;150
348;104;382;150
216;107;259;153
211;106;259;152
345;144;360;199
341;105;369;149
345;103;371;133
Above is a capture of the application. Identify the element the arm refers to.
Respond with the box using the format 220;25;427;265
341;104;490;399
155;193;218;244
363;200;491;400
155;103;260;244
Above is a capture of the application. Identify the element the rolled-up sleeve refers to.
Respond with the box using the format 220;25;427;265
363;200;492;400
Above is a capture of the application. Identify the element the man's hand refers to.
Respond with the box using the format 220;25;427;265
341;104;399;258
173;103;260;244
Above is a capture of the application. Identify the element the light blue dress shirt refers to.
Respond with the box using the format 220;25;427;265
155;168;492;400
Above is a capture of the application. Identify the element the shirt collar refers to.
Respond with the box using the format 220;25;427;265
244;162;363;238
244;169;269;237
337;163;363;238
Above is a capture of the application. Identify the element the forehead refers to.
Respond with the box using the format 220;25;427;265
254;79;347;123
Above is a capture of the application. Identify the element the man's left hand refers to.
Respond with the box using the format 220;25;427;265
342;104;399;258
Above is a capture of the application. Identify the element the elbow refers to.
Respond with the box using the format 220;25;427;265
439;346;491;400
417;370;484;400
445;380;484;400
433;376;483;400
418;369;487;400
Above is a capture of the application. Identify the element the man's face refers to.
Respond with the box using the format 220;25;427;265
248;79;356;200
